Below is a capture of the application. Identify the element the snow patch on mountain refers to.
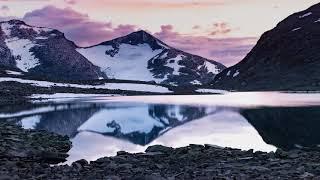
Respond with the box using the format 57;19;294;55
165;55;185;75
0;22;46;72
5;70;23;75
159;52;168;59
190;80;201;85
204;61;220;74
292;27;301;32
299;12;312;18
195;89;228;94
233;70;240;77
0;77;171;93
77;43;162;81
4;38;40;72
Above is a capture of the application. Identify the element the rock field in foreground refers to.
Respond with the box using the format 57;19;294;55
1;122;320;179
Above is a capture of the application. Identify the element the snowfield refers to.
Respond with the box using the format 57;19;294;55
5;70;23;75
77;41;223;85
195;89;229;94
4;37;40;72
77;44;162;82
0;77;172;93
0;22;51;72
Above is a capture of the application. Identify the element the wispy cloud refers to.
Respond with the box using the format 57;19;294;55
22;6;137;46
60;0;226;9
154;24;257;66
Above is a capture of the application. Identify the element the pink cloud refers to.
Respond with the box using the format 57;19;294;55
20;6;256;66
210;22;232;36
64;0;77;5
61;0;225;10
1;5;9;11
0;5;9;16
153;25;257;66
192;25;201;30
22;6;137;46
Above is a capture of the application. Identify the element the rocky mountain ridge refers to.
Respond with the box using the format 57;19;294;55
77;30;226;86
213;3;320;91
0;20;225;86
0;20;106;80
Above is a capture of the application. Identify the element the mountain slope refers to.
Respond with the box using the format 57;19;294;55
0;20;225;86
213;3;320;91
77;30;225;86
0;20;106;80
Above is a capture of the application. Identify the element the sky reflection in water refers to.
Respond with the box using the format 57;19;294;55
3;92;320;163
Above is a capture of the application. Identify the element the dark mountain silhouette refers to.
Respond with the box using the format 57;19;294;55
213;3;320;91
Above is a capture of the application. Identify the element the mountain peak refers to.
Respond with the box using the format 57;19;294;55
0;19;26;25
135;29;151;35
99;30;170;50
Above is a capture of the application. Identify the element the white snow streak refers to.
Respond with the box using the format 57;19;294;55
195;89;228;94
233;70;240;77
5;70;23;75
190;80;202;85
299;12;312;18
291;27;302;32
0;77;172;93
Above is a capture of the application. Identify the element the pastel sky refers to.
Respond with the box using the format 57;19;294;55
0;0;319;66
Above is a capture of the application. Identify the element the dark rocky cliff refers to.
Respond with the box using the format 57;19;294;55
214;3;320;91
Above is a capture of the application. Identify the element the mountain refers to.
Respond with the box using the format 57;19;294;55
0;20;225;86
213;3;320;91
0;20;106;80
77;30;226;86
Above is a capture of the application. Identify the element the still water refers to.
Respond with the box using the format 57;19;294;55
2;92;320;163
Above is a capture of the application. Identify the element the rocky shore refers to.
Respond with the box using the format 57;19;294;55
1;121;320;179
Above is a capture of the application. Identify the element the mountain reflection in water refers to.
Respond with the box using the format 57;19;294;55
1;93;320;163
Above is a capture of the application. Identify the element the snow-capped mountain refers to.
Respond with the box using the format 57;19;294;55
0;20;106;80
0;20;225;86
77;30;226;86
213;3;320;91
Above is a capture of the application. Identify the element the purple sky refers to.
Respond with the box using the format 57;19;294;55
1;0;318;66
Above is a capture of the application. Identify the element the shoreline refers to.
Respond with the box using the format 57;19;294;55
1;121;319;179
